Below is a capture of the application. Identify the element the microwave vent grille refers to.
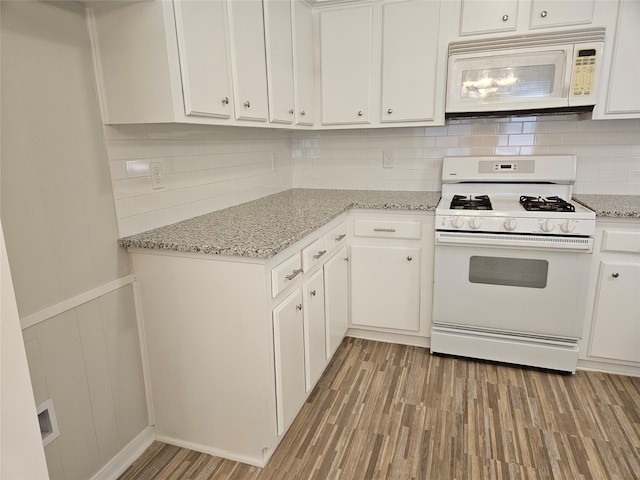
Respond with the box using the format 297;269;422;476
449;27;606;55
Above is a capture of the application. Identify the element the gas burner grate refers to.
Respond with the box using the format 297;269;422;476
450;194;493;210
519;195;576;212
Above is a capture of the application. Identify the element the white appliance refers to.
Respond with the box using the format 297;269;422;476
431;156;596;373
446;28;605;116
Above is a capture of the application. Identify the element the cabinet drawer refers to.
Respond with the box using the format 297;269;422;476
272;253;302;298
353;220;422;240
324;222;348;254
602;230;640;253
302;237;328;272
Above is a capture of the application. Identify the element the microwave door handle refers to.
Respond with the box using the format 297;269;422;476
562;46;574;99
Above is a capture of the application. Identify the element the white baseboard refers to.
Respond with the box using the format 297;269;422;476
577;358;640;377
90;426;155;480
154;435;268;468
346;329;430;348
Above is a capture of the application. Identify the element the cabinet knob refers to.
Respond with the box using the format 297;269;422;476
407;256;413;261
387;108;393;114
289;108;294;115
244;100;251;108
540;10;548;18
310;290;316;296
611;272;620;278
296;304;302;311
300;110;306;117
357;110;363;117
502;14;509;21
222;96;229;105
344;257;349;262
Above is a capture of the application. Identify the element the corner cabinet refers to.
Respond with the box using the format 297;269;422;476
579;219;640;375
317;0;449;128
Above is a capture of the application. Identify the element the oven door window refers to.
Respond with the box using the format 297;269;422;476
469;256;548;288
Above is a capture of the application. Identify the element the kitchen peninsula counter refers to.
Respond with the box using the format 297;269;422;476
119;189;441;258
573;194;640;219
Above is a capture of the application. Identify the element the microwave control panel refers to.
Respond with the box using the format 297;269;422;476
571;49;597;97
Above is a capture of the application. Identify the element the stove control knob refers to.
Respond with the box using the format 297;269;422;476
560;220;576;233
469;217;483;230
450;217;464;229
540;219;555;233
504;218;517;231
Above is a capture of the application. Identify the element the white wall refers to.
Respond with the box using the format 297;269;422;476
292;116;640;194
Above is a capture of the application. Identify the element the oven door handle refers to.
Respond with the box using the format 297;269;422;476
436;231;593;252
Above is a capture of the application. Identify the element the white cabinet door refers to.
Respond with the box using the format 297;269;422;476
320;6;373;125
272;289;306;435
173;0;234;118
589;262;640;363
264;0;295;124
292;0;314;125
324;247;349;360
529;0;595;29
227;0;269;122
460;0;518;35
602;0;640;118
303;269;327;391
350;245;421;332
380;0;440;123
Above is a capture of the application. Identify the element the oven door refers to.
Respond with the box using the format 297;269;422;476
433;232;592;339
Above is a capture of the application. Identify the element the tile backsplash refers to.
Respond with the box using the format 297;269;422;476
105;116;639;236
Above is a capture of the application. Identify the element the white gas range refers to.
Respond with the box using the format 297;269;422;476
431;156;595;373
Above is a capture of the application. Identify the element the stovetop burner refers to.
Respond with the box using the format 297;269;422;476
450;194;493;210
519;195;576;212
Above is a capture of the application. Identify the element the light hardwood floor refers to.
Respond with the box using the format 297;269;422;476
119;338;640;480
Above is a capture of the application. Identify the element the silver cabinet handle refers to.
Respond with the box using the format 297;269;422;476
285;268;303;281
244;100;251;108
335;234;346;241
296;304;302;311
222;96;229;105
502;14;509;21
387;108;393;114
357;110;363;117
344;257;349;262
313;250;327;260
374;228;396;233
300;110;306;117
540;10;547;17
310;290;316;296
407;256;413;261
289;108;294;115
611;272;620;278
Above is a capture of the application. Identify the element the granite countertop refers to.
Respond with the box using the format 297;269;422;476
572;194;640;219
119;189;441;259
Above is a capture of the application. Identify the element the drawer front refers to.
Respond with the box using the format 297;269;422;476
602;230;640;253
272;253;303;298
324;222;348;254
302;237;328;272
353;220;422;240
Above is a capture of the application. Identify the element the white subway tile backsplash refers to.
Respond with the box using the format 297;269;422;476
106;117;639;236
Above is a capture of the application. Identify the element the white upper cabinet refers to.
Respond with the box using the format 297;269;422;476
529;0;595;29
380;0;440;123
264;0;295;124
320;6;373;125
227;0;269;122
173;0;234;118
292;0;315;126
594;0;640;119
460;0;518;35
459;0;596;37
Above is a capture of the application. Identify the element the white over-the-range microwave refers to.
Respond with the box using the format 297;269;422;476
445;27;605;116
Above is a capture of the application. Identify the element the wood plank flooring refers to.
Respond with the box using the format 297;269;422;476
119;338;640;480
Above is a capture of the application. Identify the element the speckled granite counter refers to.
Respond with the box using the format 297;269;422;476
573;194;640;219
119;189;441;259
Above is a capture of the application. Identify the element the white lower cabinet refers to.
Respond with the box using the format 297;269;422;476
324;247;349;359
302;269;327;391
351;245;421;331
272;289;306;435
